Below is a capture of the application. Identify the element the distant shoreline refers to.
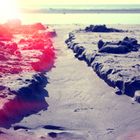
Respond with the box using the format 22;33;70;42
23;9;140;14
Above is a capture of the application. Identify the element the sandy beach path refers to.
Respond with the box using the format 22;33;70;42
14;25;140;140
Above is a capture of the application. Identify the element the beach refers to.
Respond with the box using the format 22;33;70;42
0;23;140;140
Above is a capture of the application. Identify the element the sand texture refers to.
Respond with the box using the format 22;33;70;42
65;25;140;98
0;24;139;140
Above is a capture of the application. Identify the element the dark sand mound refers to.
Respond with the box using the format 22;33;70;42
85;25;124;32
98;37;140;53
65;26;140;101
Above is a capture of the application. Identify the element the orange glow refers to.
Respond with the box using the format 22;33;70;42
0;0;20;21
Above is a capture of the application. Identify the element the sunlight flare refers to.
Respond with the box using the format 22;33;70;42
0;0;20;21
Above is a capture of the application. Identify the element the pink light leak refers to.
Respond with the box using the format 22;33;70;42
0;20;56;74
0;19;56;128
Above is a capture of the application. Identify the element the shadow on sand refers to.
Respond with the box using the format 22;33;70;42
0;74;49;128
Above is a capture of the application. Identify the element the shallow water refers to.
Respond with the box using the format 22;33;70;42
19;13;140;24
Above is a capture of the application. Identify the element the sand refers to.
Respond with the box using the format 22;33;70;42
0;24;140;140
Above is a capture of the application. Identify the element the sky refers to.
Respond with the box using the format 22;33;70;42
0;0;140;25
0;0;140;22
18;0;140;7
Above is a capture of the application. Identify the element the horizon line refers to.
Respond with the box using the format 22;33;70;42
21;8;140;14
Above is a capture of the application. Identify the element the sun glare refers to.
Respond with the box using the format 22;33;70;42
0;0;20;21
